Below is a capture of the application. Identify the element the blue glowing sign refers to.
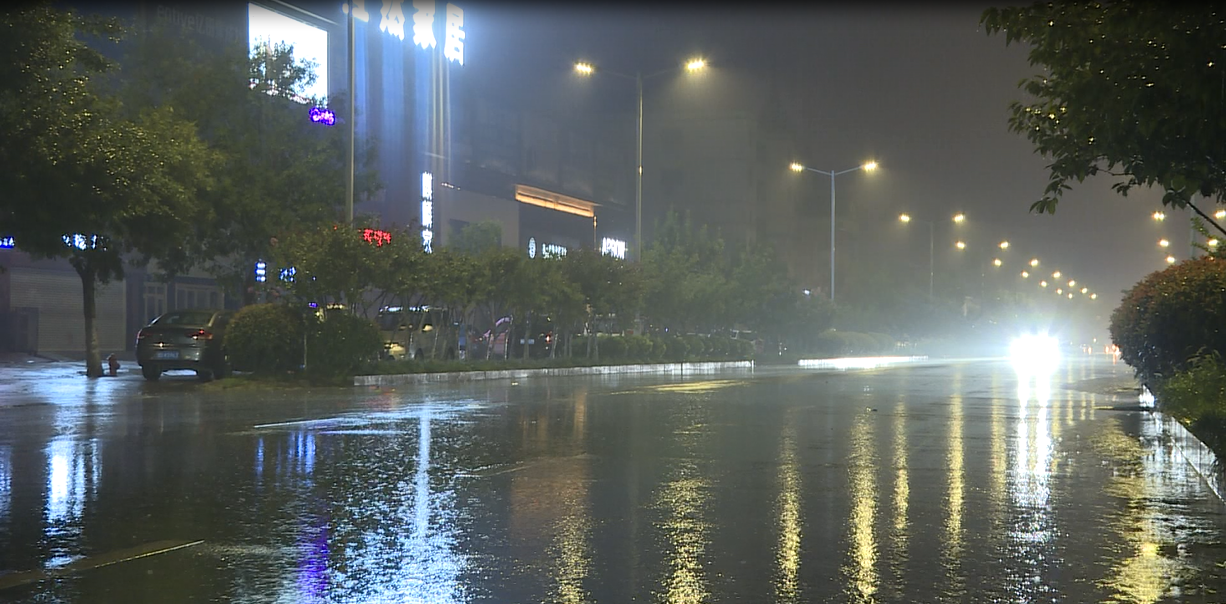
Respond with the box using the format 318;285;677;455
0;237;13;249
255;260;267;283
309;107;336;125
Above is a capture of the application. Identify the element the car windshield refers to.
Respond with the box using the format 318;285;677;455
152;311;215;327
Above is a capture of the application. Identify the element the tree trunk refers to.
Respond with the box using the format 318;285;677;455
77;265;104;378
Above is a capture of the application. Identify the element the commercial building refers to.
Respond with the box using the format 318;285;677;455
0;1;633;354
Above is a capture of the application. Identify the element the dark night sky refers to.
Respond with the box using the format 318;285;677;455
459;2;1186;307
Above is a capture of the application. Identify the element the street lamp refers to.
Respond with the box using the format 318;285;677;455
1030;258;1039;267
574;57;707;263
898;212;965;299
791;159;878;301
1166;255;1177;264
999;240;1010;249
1159;238;1170;248
953;213;966;224
1216;209;1226;220
1068;279;1076;287
1040;280;1048;287
1021;271;1030;278
955;240;966;250
993;258;1002;267
1052;271;1062;279
1153;211;1166;221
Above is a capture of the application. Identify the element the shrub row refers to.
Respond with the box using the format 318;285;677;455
813;330;897;356
223;303;382;379
571;334;755;362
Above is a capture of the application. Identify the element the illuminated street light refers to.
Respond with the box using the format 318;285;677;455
1030;258;1039;267
574;62;594;75
1040;280;1048;287
898;213;912;223
1057;288;1063;294
1021;271;1030;278
1091;293;1098;300
1166;255;1176;264
999;240;1010;249
1216;209;1226;220
953;213;966;224
1153;211;1166;221
1081;287;1088;294
1210;238;1220;248
993;258;1002;267
1053;271;1062;279
955;241;966;250
1159;238;1170;248
792;159;878;301
1068;279;1076;287
1068;292;1074;299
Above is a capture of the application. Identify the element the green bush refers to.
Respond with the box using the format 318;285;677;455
624;335;652;360
665;336;689;361
707;336;729;358
650;337;668;360
1158;353;1226;454
733;338;755;359
597;335;628;360
1110;257;1226;387
868;332;896;354
307;311;383;378
683;335;706;359
224;303;305;374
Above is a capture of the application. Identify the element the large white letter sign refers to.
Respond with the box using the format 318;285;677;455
380;0;406;40
444;3;464;65
412;0;437;49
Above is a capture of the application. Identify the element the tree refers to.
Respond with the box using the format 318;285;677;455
982;4;1226;226
0;4;216;377
121;27;380;300
448;221;503;256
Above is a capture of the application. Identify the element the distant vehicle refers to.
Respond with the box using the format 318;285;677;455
136;309;233;381
376;306;460;361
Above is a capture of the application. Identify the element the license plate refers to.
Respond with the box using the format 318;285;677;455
154;350;179;360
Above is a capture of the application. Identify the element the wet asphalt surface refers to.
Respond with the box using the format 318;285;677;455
2;355;1226;603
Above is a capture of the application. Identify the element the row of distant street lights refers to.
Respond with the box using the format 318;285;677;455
569;54;1104;307
1151;208;1224;264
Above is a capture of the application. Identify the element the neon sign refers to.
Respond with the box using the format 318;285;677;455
527;237;536;259
542;243;567;258
600;237;626;259
255;260;267;283
363;228;392;246
0;237;13;249
421;171;434;252
344;0;464;65
309;107;336;125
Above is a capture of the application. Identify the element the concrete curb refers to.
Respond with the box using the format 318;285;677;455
1152;410;1226;502
354;360;755;387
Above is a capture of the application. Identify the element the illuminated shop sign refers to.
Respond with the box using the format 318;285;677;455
600;237;626;259
255;260;267;283
309;107;336;125
421;171;434;252
0;237;13;249
362;228;392;246
248;3;328;102
527;237;567;258
344;0;465;65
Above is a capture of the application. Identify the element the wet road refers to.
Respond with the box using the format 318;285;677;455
2;356;1226;603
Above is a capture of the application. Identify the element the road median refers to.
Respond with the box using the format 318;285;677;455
354;360;754;387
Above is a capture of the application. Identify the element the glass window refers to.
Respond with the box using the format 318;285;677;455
153;311;216;327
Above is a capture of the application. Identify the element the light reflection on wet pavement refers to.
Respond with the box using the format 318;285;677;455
2;356;1226;602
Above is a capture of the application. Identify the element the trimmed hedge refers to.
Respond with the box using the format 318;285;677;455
1110;257;1226;387
224;303;304;374
307;311;383;378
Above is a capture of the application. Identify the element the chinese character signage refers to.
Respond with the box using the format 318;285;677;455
363;228;392;246
346;0;464;65
421;171;434;252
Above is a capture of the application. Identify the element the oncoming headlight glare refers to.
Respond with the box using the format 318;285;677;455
1009;333;1060;375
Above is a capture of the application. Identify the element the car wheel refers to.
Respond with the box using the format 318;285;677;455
414;349;425;361
141;365;162;382
446;347;456;360
196;368;214;382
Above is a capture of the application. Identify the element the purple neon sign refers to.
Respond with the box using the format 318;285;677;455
308;107;336;126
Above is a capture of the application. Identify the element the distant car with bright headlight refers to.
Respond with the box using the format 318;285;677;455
135;310;232;382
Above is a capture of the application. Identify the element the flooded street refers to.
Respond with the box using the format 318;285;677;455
2;356;1226;602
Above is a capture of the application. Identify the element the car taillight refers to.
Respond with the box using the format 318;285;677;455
188;329;213;341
